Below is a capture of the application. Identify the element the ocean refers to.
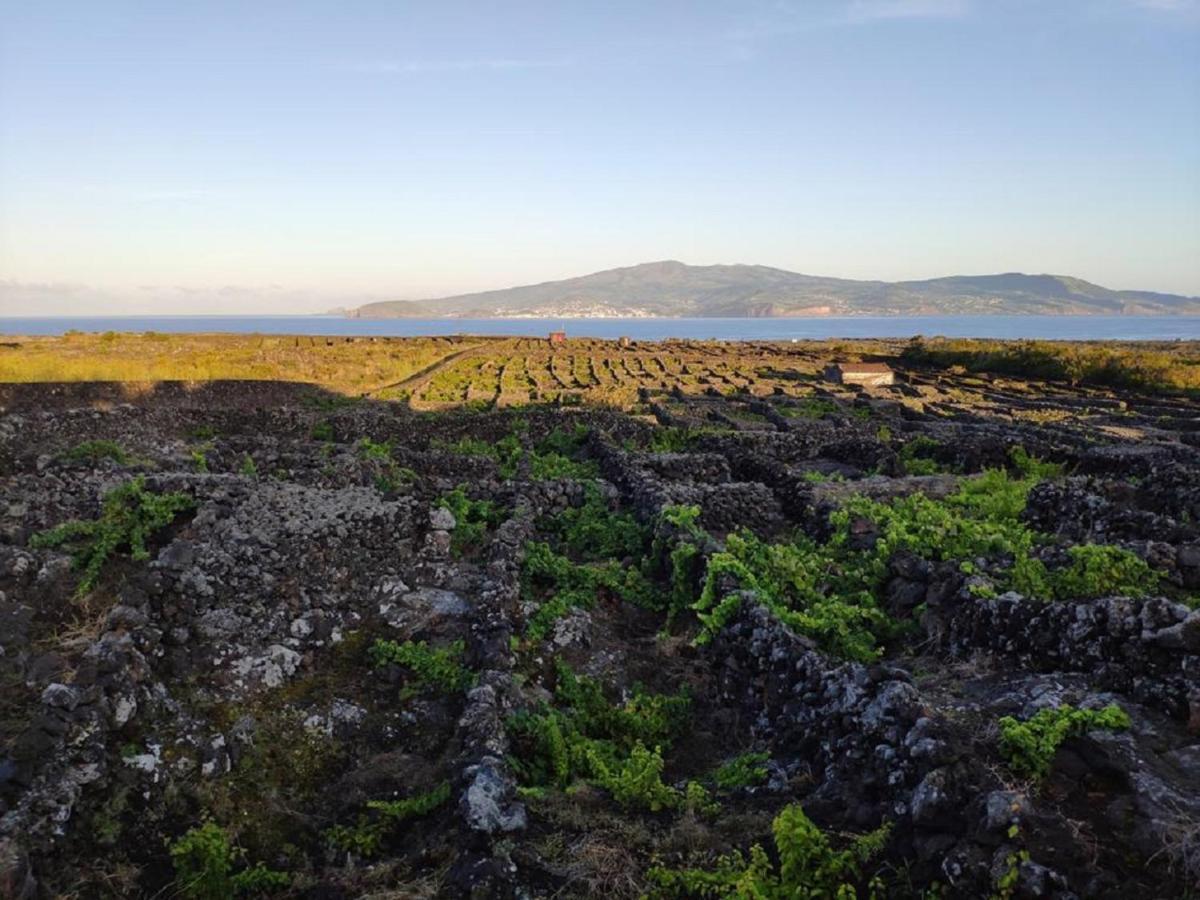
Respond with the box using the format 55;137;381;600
3;315;1200;341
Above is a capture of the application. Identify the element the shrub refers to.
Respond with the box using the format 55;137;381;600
437;486;505;555
646;803;890;898
170;821;234;900
1009;445;1064;480
997;704;1131;780
781;398;840;419
529;425;598;480
366;780;451;822
519;540;659;641
661;504;704;538
30;477;194;597
239;454;258;477
440;433;523;478
682;780;721;817
549;485;647;561
554;663;691;748
801;470;844;483
311;421;334;441
689;452;1162;657
508;663;691;798
665;541;702;623
648;427;699;453
947;466;1039;522
530;451;599;480
901;337;1200;396
61;439;131;465
357;437;392;460
535;423;591;457
327;782;451;857
369;639;475;693
646;504;709;624
169;822;289;899
899;436;945;476
591;742;681;812
694;531;888;662
231;865;291;895
1047;544;1158;600
358;437;414;494
835;466;1048;576
713;751;771;790
323;819;383;857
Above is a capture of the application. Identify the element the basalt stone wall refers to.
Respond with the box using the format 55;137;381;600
1137;465;1200;525
709;603;960;827
723;451;815;522
938;594;1200;723
638;452;730;484
450;505;535;898
705;602;1023;896
1076;442;1200;479
143;476;418;694
814;436;900;474
589;440;674;523
1022;478;1198;545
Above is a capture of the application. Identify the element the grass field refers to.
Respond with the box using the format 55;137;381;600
902;337;1200;395
0;332;487;394
2;331;1198;409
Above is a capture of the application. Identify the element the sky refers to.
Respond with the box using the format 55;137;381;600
1;0;1198;315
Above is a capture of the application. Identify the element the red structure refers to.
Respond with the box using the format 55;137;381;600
548;331;566;345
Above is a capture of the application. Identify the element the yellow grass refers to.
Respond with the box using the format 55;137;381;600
0;332;485;394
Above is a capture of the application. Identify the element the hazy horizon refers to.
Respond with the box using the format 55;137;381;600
2;0;1199;315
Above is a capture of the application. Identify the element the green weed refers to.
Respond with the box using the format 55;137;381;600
357;437;392;460
369;639;475;693
648;427;700;453
169;821;290;899
30;477;193;597
547;484;648;561
508;662;691;806
436;486;506;555
326;782;451;858
646;803;890;898
997;704;1131;781
899;436;944;475
713;752;771;790
61;439;131;465
440;433;523;478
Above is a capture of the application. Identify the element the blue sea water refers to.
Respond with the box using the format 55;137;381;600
3;315;1200;341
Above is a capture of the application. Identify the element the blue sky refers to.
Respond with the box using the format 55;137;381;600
1;0;1198;314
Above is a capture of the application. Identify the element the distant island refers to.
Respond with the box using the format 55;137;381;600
348;261;1200;319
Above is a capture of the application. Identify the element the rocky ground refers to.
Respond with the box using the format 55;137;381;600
0;366;1197;899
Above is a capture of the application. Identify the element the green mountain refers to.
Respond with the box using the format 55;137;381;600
350;261;1200;318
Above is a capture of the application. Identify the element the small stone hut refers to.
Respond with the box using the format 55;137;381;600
824;362;895;387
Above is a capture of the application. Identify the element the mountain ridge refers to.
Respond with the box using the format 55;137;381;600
349;261;1200;318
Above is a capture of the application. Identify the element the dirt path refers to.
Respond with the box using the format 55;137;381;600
372;338;532;408
364;339;519;400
